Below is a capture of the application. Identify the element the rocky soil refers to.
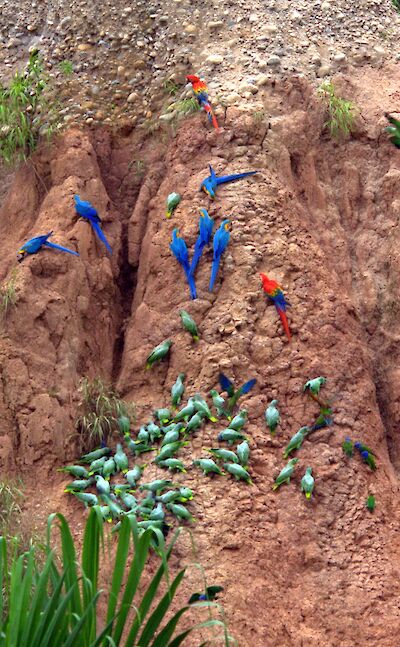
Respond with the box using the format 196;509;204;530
1;60;400;644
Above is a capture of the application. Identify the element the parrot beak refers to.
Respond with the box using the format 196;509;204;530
17;251;25;262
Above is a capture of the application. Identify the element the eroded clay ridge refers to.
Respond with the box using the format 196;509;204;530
1;71;400;645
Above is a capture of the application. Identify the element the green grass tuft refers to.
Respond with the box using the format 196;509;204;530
76;377;135;451
318;81;359;140
393;0;400;12
58;60;74;75
163;78;179;96
0;267;19;315
172;97;200;118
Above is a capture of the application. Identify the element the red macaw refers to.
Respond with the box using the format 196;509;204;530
186;74;219;130
260;273;291;342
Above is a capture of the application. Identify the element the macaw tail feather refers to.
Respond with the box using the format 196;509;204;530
209;256;221;292
240;378;257;396
216;171;257;186
276;307;291;341
219;373;235;397
204;104;219;130
184;266;197;300
189;239;205;276
91;220;112;253
43;241;79;256
305;492;312;499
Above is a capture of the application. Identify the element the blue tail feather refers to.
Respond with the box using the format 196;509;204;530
209;256;221;291
43;241;79;256
219;373;235;397
190;239;205;276
91;220;112;253
184;266;197;300
240;379;257;396
216;171;257;186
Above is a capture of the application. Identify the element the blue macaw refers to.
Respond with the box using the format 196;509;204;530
170;229;197;300
209;219;231;291
74;195;112;253
189;208;214;276
219;372;257;414
200;164;258;199
17;232;79;262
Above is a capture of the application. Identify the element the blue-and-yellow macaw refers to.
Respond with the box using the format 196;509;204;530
209;219;230;291
17;232;79;262
190;208;214;276
170;229;197;300
200;164;258;199
74;195;112;253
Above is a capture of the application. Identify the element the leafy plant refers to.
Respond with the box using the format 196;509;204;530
171;98;200;118
59;60;74;75
392;0;400;13
0;267;18;314
252;110;266;124
163;78;179;96
0;480;23;536
76;377;135;450
0;510;233;646
0;50;58;165
318;81;359;140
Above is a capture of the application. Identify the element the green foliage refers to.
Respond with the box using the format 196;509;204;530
163;78;179;96
0;268;18;315
76;377;135;451
0;50;57;165
318;81;359;140
0;510;233;645
172;98;200;118
0;480;23;536
392;0;400;13
59;60;74;75
252;110;266;125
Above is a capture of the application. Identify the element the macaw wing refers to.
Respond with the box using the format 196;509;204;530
239;379;256;395
43;241;80;256
74;194;98;218
209;164;217;181
91;220;112;253
216;170;257;186
219;373;235;397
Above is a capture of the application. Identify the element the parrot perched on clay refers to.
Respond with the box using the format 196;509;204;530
236;440;250;467
114;443;129;473
219;373;257;415
146;422;162;443
209;219;231;292
88;457;107;475
71;492;98;507
140;479;174;494
360;449;377;471
303;377;327;395
158;458;187;472
185;411;205;434
171;373;185;408
265;400;280;435
154;441;187;463
74;195;112;253
193;394;217;422
228;410;247;431
283;426;310;459
166;192;181;219
102;457;116;480
58;465;89;478
384;112;400;148
190;208;214;276
155;408;171;424
301;467;315;499
310;407;333;432
94;474;111;496
81;447;111;463
157;490;181;505
272;458;299;491
148;502;166;521
177;487;194;502
170;229;197;299
209;389;227;418
161;424;185;447
193;458;224;476
186;74;219;130
189;586;224;604
173;398;196;422
217;429;247;446
207;448;239;463
117;416;131;435
366;494;376;512
200;164;258;199
260;273;291;341
145;340;172;369
342;437;354;458
124;464;146;486
64;478;94;492
17;232;79;262
180;310;200;342
166;502;194;522
223;462;252;484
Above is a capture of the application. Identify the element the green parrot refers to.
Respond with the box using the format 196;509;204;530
207;448;239;463
283;426;310;459
112;484;133;495
384;113;400;148
114;443;129;473
193;395;217;422
166;502;193;522
303;376;326;394
300;467;314;499
166;192;181;218
71;492;98;507
132;441;156;455
227;409;247;431
173;398;196;422
223;463;252;484
161;423;185;447
171;373;185;408
99;505;112;522
265;400;280;435
136;426;150;444
272;458;299;491
217;429;246;446
188;586;224;604
117;416;131;435
102;457;116;480
148;422;163;443
149;502;166;521
120;493;138;510
58;465;89;478
145;339;172;369
81;447;111;463
185;411;205;434
88;456;107;475
236;440;250;467
177;487;194;502
193;458;224;476
366;494;375;512
95;474;111;496
101;494;124;518
180;309;199;342
209;390;227;418
342;437;353;457
125;464;146;486
360;450;376;471
140;479;174;494
154;441;187;463
64;478;94;492
155;408;171;424
136;519;165;530
156;490;181;504
158;458;187;472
